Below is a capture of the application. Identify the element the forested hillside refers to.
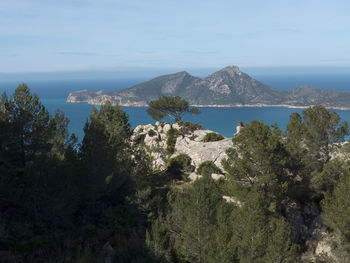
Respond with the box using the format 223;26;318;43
1;85;350;262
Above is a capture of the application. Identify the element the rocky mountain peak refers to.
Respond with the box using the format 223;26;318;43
175;71;191;77
223;65;241;73
216;65;242;77
206;65;242;80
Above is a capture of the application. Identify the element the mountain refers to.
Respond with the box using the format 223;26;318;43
67;66;350;109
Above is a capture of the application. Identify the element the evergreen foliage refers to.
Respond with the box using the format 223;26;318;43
166;127;180;155
165;175;223;262
2;86;350;263
322;174;350;241
196;160;222;176
147;96;201;123
202;132;225;142
0;85;155;262
222;120;296;206
166;153;194;179
231;192;299;263
148;128;157;137
180;121;202;134
320;173;350;262
284;105;349;198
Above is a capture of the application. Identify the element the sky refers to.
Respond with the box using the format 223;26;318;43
1;0;350;74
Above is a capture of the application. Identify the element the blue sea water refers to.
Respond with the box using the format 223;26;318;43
1;73;350;140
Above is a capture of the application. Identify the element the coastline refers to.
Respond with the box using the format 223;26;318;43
66;100;350;111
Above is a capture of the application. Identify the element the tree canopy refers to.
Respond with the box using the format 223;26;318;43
2;85;350;263
147;96;201;123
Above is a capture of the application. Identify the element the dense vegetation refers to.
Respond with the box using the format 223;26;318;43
1;86;350;262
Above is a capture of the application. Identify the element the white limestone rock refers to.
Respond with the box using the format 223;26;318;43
222;196;243;207
134;125;144;134
315;241;332;258
152;152;166;168
132;122;234;172
172;123;181;130
193;129;214;142
160;133;167;141
188;172;202;181
314;233;336;261
173;137;233;170
143;124;154;132
235;125;243;136
163;124;171;134
211;173;225;180
144;134;158;147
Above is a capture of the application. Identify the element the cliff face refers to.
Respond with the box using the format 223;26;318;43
67;65;350;109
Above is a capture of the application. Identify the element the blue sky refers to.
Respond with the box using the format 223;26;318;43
1;0;350;73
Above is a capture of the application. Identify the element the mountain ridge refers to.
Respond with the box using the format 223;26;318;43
67;66;350;110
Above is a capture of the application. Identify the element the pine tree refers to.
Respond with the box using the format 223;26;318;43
302;105;349;165
232;192;298;263
322;174;350;241
285;106;350;197
147;96;200;123
0;84;78;261
222;120;293;206
79;101;133;206
263;217;299;263
166;175;222;262
321;174;350;262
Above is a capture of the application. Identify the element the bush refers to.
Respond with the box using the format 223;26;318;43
148;129;157;137
196;161;222;176
203;132;225;142
134;134;146;144
180;121;202;135
166;128;180;155
166;154;195;179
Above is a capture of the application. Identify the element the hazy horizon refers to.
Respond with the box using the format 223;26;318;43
1;65;350;82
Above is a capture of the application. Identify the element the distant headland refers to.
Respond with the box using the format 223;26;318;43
67;65;350;110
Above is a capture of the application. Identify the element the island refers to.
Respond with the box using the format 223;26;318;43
67;65;350;110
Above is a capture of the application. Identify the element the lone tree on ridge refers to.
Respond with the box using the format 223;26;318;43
147;96;201;123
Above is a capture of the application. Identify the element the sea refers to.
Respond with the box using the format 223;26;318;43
1;73;350;140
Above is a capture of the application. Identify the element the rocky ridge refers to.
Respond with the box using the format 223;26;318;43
131;121;232;180
67;65;350;109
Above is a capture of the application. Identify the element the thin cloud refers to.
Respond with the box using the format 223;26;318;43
56;51;121;57
183;50;219;55
57;51;97;56
320;58;350;62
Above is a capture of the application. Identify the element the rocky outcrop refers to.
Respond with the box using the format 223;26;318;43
174;133;232;170
131;122;231;179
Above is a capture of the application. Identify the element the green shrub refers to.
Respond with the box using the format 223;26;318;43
166;154;194;179
196;161;222;176
166;128;180;155
136;127;144;134
180;121;202;134
203;132;225;142
148;129;157;137
189;134;198;141
134;134;146;144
